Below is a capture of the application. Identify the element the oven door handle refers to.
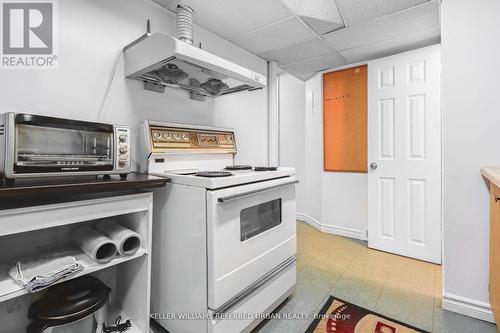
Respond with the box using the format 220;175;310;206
217;179;299;203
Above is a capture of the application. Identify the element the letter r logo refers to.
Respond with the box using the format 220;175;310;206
2;2;53;54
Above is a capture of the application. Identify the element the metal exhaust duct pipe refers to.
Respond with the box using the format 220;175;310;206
176;4;194;45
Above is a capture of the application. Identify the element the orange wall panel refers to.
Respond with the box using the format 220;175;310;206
323;65;367;173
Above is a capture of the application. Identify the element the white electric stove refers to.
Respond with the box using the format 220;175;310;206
141;121;297;333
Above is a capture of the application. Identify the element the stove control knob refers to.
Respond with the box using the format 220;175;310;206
163;132;170;140
173;133;180;140
182;133;189;141
119;134;128;143
153;131;161;140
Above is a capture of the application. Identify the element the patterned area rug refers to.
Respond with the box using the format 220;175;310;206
305;296;430;333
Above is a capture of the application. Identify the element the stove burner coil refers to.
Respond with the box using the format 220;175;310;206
196;171;233;178
224;165;253;171
254;167;278;171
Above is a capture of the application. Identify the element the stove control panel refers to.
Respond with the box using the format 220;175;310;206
149;126;236;153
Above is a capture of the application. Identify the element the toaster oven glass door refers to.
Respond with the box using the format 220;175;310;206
14;124;114;173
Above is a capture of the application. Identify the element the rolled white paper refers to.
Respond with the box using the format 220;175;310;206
72;225;117;264
95;221;142;256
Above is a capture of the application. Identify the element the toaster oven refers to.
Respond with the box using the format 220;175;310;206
0;113;131;185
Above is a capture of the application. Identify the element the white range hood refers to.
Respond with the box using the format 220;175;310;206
124;32;266;99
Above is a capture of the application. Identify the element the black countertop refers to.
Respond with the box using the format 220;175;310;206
0;173;169;207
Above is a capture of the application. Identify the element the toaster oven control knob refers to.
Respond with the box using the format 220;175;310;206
119;146;128;154
119;134;128;143
119;160;127;168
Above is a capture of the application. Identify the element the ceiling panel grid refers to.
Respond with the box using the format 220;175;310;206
153;0;441;80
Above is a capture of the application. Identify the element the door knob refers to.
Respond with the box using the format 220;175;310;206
370;162;378;170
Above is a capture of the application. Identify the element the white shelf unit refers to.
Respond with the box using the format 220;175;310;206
0;192;153;333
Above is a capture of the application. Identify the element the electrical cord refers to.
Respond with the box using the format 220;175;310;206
103;315;131;332
97;51;124;122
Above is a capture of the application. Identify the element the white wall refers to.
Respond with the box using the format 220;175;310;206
278;73;305;213
213;90;268;167
0;0;268;169
441;0;500;320
302;74;368;239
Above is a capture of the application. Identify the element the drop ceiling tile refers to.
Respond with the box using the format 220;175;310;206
300;16;344;35
281;53;346;75
324;1;439;50
229;17;316;54
336;0;430;26
298;0;344;34
182;0;292;39
294;72;317;81
258;38;331;66
280;0;307;13
339;27;440;63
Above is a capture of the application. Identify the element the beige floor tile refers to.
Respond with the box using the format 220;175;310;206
296;252;311;269
343;260;391;285
303;234;343;251
331;270;385;310
390;256;437;278
297;224;362;275
349;249;397;273
375;284;434;332
305;252;354;276
328;259;389;310
384;268;435;298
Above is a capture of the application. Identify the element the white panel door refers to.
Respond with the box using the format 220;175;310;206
368;45;441;263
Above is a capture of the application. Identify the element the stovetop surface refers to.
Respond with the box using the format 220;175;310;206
150;167;295;189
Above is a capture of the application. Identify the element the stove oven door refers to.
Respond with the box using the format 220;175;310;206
206;176;297;311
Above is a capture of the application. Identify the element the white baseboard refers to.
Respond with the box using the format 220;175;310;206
443;293;495;323
296;212;322;229
296;213;367;241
